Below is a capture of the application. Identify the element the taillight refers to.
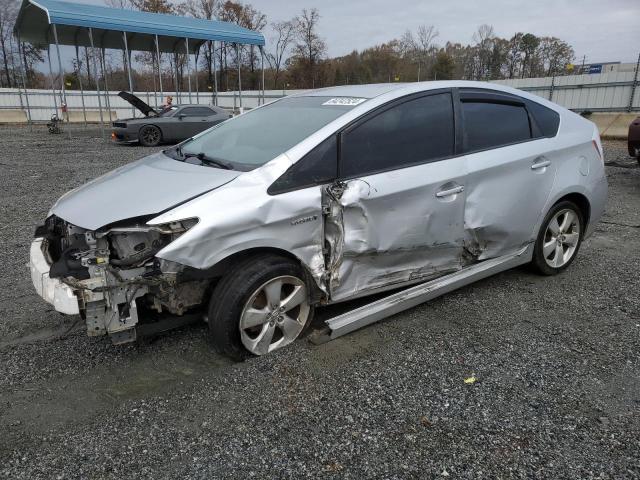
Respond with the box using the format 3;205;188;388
592;139;603;164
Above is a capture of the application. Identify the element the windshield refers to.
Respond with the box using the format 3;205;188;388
176;96;363;170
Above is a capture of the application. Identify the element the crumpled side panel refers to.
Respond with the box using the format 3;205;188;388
150;155;328;293
324;156;468;302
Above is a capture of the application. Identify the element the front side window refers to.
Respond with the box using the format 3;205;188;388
268;135;337;194
340;93;454;178
462;101;531;152
178;97;361;170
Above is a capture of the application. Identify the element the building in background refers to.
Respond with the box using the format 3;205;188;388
574;62;638;75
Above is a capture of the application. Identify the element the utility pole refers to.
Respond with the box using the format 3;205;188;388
628;51;640;113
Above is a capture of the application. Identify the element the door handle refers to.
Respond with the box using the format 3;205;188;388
531;158;551;170
436;185;464;198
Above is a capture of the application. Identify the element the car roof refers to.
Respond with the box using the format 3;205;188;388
293;80;566;114
174;104;218;108
296;80;538;100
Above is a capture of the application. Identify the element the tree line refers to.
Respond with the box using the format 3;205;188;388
0;0;577;93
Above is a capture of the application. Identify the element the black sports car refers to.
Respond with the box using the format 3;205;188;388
111;91;232;146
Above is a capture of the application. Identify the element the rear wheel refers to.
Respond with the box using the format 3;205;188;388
530;201;583;275
139;125;162;147
208;255;314;360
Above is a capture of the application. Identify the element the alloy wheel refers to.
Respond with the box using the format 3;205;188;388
239;275;310;355
141;127;160;145
542;208;581;268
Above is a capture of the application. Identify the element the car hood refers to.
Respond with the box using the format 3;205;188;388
50;152;240;230
118;91;158;117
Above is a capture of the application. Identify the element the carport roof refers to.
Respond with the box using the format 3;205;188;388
14;0;265;53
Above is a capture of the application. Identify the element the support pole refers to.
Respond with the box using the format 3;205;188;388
52;24;67;124
155;34;163;105
46;45;59;115
151;43;157;109
236;43;242;111
194;45;200;104
88;27;104;139
212;40;218;106
628;51;640;113
173;52;180;104
185;37;192;103
260;46;265;106
100;48;113;123
122;31;134;116
16;33;32;129
75;45;88;127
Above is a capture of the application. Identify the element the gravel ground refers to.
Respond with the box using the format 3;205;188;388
0;126;639;479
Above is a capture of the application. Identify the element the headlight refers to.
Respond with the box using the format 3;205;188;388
100;218;199;267
154;218;199;235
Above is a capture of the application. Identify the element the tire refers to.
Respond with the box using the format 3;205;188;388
207;255;314;361
530;200;584;276
139;125;162;147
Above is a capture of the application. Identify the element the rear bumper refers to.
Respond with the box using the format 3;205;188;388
585;175;608;239
29;238;80;315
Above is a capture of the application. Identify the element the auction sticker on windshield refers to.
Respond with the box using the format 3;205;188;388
322;97;367;106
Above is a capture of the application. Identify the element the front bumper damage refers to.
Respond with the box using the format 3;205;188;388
30;238;80;315
30;216;205;344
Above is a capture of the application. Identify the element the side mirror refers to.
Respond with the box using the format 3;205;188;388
178;114;185;120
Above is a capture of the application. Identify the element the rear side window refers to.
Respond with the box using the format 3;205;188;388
462;101;531;152
181;107;214;116
526;100;560;137
268;135;337;194
341;93;454;178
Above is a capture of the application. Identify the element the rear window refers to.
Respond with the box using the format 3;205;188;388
462;102;531;152
526;100;560;137
179;96;362;170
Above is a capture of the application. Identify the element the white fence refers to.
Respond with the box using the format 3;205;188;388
0;69;637;123
495;70;639;112
0;88;298;122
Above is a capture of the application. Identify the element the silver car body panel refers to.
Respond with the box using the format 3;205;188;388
31;80;608;343
322;156;468;302
49;152;239;230
151;81;606;298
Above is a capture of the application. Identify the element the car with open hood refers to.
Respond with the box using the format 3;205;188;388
30;81;607;359
111;91;231;146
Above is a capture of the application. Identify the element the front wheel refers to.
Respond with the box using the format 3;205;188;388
208;255;314;360
139;125;162;147
530;201;584;275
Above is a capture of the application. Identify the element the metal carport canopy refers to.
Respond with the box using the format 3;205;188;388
14;0;265;52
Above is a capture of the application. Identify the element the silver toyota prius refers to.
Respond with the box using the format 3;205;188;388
30;81;608;359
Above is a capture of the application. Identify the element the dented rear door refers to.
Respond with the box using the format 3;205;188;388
459;90;558;259
325;91;468;302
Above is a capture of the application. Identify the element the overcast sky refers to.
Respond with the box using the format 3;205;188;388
72;0;639;66
246;0;640;63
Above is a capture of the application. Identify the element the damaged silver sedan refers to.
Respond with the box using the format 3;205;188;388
30;81;607;359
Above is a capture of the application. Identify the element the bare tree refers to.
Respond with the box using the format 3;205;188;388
292;8;326;88
415;25;438;80
240;4;267;89
266;19;295;88
0;0;18;87
467;24;496;80
184;0;218;88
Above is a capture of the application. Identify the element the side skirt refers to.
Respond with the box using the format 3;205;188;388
310;244;533;344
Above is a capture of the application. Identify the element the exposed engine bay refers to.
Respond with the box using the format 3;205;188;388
36;215;206;344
